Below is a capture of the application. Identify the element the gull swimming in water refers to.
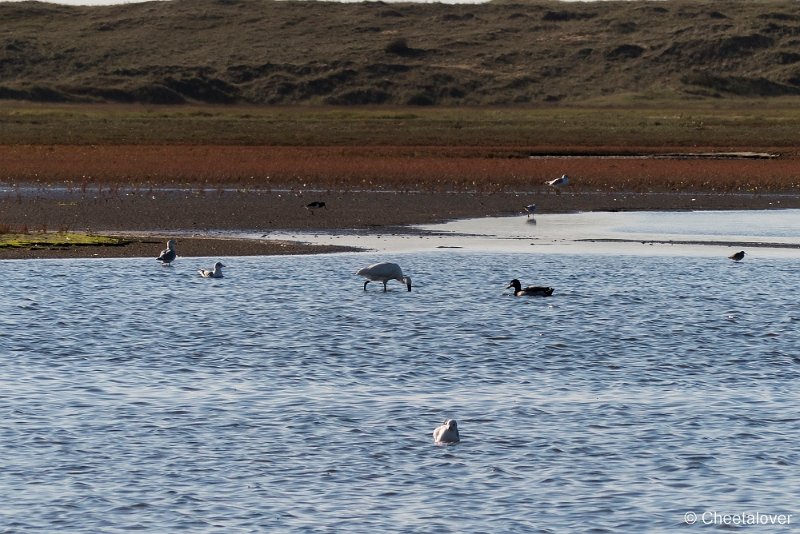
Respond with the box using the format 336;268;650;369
156;239;177;266
433;419;460;444
507;279;554;297
729;250;745;262
356;262;412;292
198;261;225;278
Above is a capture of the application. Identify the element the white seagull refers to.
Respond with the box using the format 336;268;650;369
198;261;225;278
356;262;412;292
545;174;570;193
156;239;177;266
433;419;460;444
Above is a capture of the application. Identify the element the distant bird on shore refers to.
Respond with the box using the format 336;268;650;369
729;250;746;262
198;261;225;278
156;239;177;266
524;204;537;218
356;262;412;292
546;174;570;194
433;419;460;444
305;201;327;213
507;279;554;297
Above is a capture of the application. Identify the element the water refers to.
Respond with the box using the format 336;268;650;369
2;249;798;532
419;209;800;250
265;209;800;256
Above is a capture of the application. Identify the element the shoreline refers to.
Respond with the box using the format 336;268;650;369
3;142;800;259
2;188;799;259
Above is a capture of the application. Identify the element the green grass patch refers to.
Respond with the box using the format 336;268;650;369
0;232;130;249
3;102;800;148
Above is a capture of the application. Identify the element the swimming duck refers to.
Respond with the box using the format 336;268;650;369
433;419;460;444
198;261;225;278
507;279;554;297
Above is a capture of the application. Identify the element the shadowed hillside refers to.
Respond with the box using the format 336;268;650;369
3;0;800;105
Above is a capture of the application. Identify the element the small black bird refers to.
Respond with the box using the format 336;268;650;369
305;201;327;213
729;250;745;262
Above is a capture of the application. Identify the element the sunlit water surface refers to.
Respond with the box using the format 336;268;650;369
2;248;798;532
265;209;800;256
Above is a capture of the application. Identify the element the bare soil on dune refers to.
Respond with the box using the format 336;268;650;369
1;144;799;260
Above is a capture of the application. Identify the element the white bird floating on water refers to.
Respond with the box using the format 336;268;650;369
545;174;570;193
356;262;412;292
156;239;177;266
507;279;554;297
198;261;225;278
433;419;460;444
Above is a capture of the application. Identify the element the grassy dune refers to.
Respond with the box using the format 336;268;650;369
3;0;800;106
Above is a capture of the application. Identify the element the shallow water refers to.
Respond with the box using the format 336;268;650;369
264;209;800;257
2;249;798;532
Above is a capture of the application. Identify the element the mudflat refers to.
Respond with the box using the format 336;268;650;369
1;145;798;259
3;101;800;260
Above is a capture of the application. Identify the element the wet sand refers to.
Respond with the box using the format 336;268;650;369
2;188;798;259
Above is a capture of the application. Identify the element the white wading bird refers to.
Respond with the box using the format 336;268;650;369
198;261;225;278
356;262;412;292
507;279;554;297
433;419;460;444
156;239;177;266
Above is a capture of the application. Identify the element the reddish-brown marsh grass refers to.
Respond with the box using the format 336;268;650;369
1;144;798;194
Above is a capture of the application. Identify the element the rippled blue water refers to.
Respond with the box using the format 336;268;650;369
2;252;798;532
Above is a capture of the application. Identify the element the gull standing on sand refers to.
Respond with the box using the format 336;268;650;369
433;419;460;444
156;239;177;266
524;204;537;218
546;174;570;194
729;250;746;262
356;262;412;292
198;261;225;278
